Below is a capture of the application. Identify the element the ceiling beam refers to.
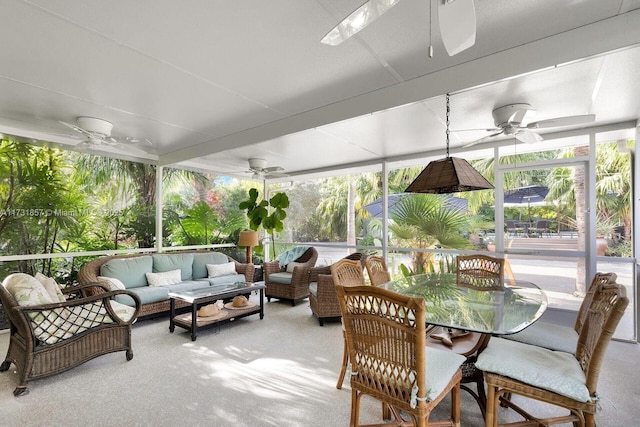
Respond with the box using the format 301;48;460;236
159;8;640;167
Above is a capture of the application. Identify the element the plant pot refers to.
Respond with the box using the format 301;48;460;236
596;237;608;256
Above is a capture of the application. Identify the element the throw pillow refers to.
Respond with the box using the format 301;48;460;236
206;262;237;278
286;261;303;273
3;273;54;306
34;272;65;302
145;269;182;287
97;276;126;291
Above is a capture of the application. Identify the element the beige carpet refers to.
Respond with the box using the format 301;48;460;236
0;293;638;426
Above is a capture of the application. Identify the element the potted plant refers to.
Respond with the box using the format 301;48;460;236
238;188;290;258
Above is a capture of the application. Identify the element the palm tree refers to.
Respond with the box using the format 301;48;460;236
388;194;472;272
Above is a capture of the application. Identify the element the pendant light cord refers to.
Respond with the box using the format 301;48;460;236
446;93;450;157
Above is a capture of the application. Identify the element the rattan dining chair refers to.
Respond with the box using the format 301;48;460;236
477;281;629;427
503;272;617;354
336;284;465;427
364;255;391;287
331;258;367;390
456;254;505;291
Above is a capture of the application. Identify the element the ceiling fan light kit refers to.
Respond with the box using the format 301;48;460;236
406;94;493;194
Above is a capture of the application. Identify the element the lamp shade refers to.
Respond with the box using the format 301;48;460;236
238;230;259;247
405;157;494;194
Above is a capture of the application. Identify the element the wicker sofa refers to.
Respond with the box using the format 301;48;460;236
263;246;318;306
0;273;140;396
78;251;255;318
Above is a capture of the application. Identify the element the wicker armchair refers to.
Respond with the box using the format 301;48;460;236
336;284;465;426
308;252;367;326
263;246;318;306
0;273;140;396
477;281;629;426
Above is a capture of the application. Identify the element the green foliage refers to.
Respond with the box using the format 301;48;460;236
239;188;290;257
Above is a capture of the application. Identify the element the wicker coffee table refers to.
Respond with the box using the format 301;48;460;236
169;281;265;341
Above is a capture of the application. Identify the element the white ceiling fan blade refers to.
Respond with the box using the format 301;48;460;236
516;129;543;144
527;114;596;129
265;172;290;178
463;131;504;148
321;0;403;46
263;166;284;173
451;127;501;133
438;0;476;56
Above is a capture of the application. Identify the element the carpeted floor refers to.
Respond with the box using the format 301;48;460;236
0;293;638;426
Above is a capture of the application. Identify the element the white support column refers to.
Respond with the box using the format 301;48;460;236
155;165;163;253
382;161;389;260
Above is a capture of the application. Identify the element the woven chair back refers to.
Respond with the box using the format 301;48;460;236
456;254;505;291
330;258;365;288
364;255;391;287
574;272;617;334
577;282;628;394
336;285;428;414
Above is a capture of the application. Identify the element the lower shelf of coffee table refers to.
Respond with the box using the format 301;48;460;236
172;305;261;330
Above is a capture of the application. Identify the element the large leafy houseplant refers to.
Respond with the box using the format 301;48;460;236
238;188;289;258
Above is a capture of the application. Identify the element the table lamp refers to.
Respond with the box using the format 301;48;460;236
238;230;259;264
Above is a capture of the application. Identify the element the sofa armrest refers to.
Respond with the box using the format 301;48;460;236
232;260;256;282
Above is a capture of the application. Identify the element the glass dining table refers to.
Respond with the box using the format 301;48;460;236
382;272;548;335
382;272;548;417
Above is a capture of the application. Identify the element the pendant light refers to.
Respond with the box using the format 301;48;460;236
405;94;494;194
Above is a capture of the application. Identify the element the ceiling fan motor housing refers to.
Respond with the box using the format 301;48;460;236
248;158;268;170
77;116;113;136
492;103;532;127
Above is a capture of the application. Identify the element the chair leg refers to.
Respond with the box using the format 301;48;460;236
485;380;497;427
336;331;349;389
351;388;361;427
452;382;461;427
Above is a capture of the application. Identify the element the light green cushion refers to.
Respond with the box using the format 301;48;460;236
152;253;194;281
100;256;153;289
3;273;54;306
504;322;578;354
115;285;168;306
268;272;292;284
309;282;318;296
425;346;466;401
475;337;590;402
167;281;209;293
192;252;230;279
195;274;245;286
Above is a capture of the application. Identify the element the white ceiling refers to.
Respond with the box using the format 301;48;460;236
1;0;639;180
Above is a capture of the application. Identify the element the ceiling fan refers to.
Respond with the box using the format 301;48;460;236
458;104;596;147
60;116;153;152
321;0;476;56
246;158;288;179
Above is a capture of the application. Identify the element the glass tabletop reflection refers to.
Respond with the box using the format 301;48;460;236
382;273;547;335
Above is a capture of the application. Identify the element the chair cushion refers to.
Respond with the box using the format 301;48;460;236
34;272;65;302
146;269;182;287
152;253;194;281
192;252;230;279
100;256;153;289
425;346;466;401
475;337;590;402
3;273;54;306
503;321;577;354
268;272;292;284
207;262;236;278
309;282;318;296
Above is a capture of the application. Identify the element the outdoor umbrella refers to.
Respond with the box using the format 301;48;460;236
503;185;549;223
